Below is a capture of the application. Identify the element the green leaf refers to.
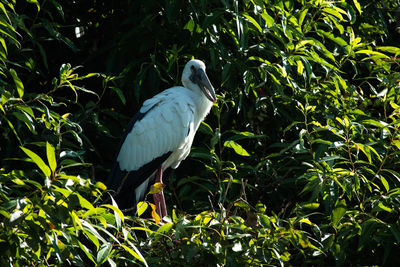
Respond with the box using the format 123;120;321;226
97;243;112;265
389;225;400;243
102;203;124;225
27;0;40;11
358;219;381;250
172;209;178;223
317;29;348;49
148;182;165;194
20;146;51;177
259;214;271;228
83;207;107;218
110;87;126;105
157;222;173;234
322;8;344;21
70;210;83;229
224;140;250;156
0;3;11;23
380;175;390;193
357;143;371;163
301;202;320;209
83;228;100;250
9;69;24;98
16;105;34;118
184;19;195;33
299;218;314;226
12;111;36;133
121;244;148;266
46;142;57;174
361;119;388;128
298;8;308;28
382;169;400;183
352;0;362;14
376;46;400;55
77;240;96;264
243;13;262;33
50;0;64;19
296;59;304;75
0;37;7;57
355;50;390;59
137;201;148;217
199;121;214;136
82;220;107;244
377;202;392;213
75;193;95;210
332;199;346;228
261;11;274;27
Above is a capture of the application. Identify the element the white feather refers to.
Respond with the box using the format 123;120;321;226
116;59;215;196
117;87;197;171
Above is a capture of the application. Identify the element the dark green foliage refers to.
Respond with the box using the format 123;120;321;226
1;0;400;266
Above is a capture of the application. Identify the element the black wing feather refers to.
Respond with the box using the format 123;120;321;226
106;105;171;209
107;152;171;209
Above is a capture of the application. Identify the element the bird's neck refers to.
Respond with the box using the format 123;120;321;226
190;87;214;125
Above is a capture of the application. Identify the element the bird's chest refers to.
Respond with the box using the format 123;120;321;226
163;127;196;170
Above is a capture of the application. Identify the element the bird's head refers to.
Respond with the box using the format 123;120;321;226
182;59;217;103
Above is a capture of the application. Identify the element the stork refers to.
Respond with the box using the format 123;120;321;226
107;59;216;219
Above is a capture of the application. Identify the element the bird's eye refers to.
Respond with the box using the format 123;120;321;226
190;65;195;71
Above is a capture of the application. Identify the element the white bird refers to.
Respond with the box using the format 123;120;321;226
107;59;216;218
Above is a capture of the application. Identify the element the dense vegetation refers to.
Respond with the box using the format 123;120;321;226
1;0;400;266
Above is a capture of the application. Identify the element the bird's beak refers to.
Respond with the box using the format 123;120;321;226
193;68;217;103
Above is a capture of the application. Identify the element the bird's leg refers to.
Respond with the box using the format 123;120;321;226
153;166;167;218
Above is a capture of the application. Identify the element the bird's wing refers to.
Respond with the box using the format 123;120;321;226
107;87;195;207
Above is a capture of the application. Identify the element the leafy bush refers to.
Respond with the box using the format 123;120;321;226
1;0;400;266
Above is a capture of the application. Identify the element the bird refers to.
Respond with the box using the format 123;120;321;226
107;59;216;219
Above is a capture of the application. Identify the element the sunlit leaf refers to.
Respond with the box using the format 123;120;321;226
301;203;320;209
376;46;400;55
157;222;173;234
355;50;390;59
380;175;390;193
121;244;148;266
352;0;362;14
243;13;262;33
27;0;40;12
332;199;346;228
299;218;314;226
261;11;274;27
12;111;36;133
9;69;24;98
377;202;392;213
102;202;124;226
148;182;165;194
317;29;348;49
149;203;161;224
224;140;250;156
20;146;51;177
322;8;344;21
97;243;112;265
46;142;57;174
75;193;95;210
298;8;308;28
137;201;148;217
296;59;304;75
